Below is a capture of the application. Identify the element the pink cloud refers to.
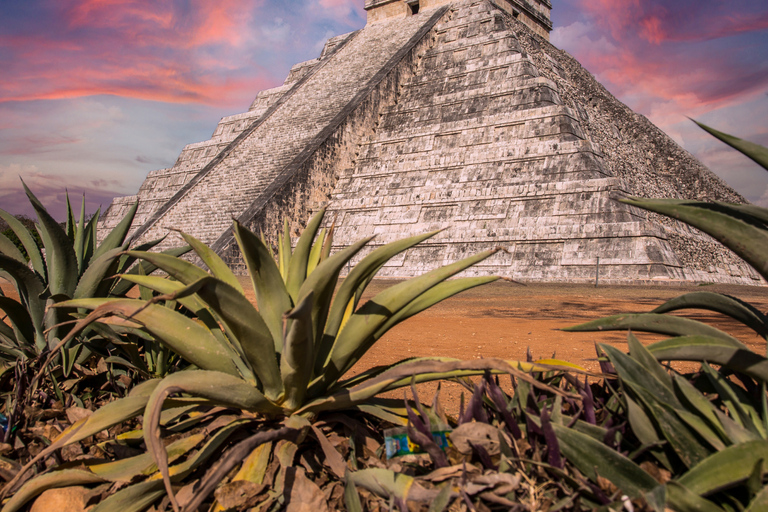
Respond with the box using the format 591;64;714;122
0;0;273;108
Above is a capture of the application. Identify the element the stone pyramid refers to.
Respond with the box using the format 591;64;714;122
100;0;760;285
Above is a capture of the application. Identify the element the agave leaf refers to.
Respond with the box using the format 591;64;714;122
233;220;292;351
57;386;159;446
321;276;502;389
89;433;205;481
603;345;712;466
674;408;727;452
285;209;326;301
111;245;191;297
320;248;500;389
301;357;578;416
125;250;209;284
73;247;124;299
627;332;673;390
282;218;293;273
625;394;674;470
677;440;768;496
724;203;768;225
116;275;209;314
694;120;768;170
347;468;433;503
427;484;454;512
648;336;768;383
178;277;282;399
322;232;440;341
0;231;26;263
143;373;276;507
566;313;746;348
65;193;76;241
0;296;35;347
551;423;658;499
151;418;253;483
672;374;732;445
665;482;726;512
745;485;768;512
652;292;768;338
23;181;78;295
179;231;243;294
600;344;680;407
306;227;326;276
82;206;100;267
369;276;500;352
620;197;768;281
297;237;371;348
73;194;87;273
701;362;764;437
345;470;365;512
0;208;45;276
0;253;45;347
88;480;165;512
232;441;273;485
2;469;107;512
57;298;240;377
93;201;138;262
281;292;315;411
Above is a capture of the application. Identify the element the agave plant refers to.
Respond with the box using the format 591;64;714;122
559;122;768;511
0;183;188;369
1;210;575;511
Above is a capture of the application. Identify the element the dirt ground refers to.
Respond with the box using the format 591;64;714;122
3;277;766;413
345;280;768;412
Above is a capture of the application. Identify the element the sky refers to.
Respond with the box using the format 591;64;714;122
0;0;767;220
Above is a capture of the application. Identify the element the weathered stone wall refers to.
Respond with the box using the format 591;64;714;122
500;9;757;283
99;0;760;285
320;0;759;284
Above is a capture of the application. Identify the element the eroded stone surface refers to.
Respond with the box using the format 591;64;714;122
99;0;760;285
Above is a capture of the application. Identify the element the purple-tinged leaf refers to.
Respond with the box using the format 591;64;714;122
485;375;522;440
468;441;497;471
582;377;596;425
596;343;616;375
404;392;448;468
409;380;432;434
526;347;533;363
540;407;563;469
461;379;488;425
526;416;542;437
404;394;431;439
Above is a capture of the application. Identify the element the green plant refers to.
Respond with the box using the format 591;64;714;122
0;184;189;440
559;122;768;510
1;209;558;511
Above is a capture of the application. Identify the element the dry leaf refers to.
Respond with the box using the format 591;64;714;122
640;461;672;484
30;486;95;512
449;423;501;456
284;467;329;512
66;406;93;425
214;480;265;509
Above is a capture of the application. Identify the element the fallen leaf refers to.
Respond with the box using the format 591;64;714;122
215;480;265;509
284;467;329;512
66;407;93;425
449;423;501;456
30;486;96;512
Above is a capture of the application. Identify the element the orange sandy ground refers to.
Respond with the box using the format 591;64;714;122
3;278;766;414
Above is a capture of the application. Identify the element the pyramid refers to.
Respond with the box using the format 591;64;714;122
100;0;760;285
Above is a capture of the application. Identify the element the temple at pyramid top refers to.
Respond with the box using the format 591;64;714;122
365;0;552;39
100;0;759;285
